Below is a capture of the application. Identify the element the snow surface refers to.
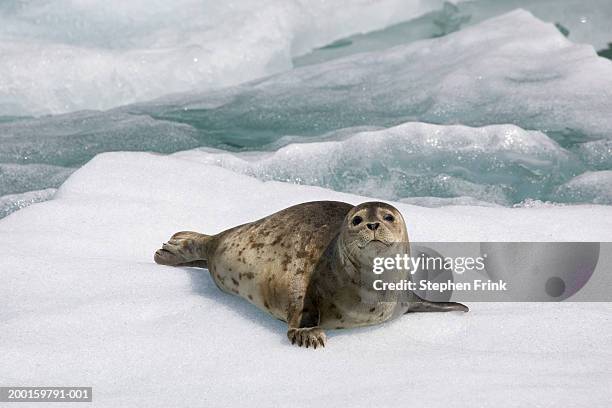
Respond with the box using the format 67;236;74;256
1;152;611;407
0;0;461;116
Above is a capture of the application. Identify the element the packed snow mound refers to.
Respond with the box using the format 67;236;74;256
135;10;612;145
174;123;581;205
0;0;461;116
4;152;610;253
1;152;611;407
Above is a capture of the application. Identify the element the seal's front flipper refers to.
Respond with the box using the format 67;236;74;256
154;231;212;266
286;288;326;348
287;327;327;348
405;297;469;313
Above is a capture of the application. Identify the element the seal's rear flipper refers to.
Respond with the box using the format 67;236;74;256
405;298;469;313
154;231;212;266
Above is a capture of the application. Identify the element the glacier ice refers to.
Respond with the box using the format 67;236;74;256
0;0;460;116
133;10;612;146
173;123;581;205
0;111;200;218
457;0;612;51
0;163;73;196
0;188;56;219
554;171;612;205
296;0;612;66
0;111;200;166
1;10;611;217
294;2;472;67
577;139;612;170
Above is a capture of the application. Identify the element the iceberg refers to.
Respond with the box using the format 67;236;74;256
0;163;73;196
0;110;200;166
135;10;612;145
555;171;612;205
577;139;612;170
296;0;612;65
1;10;610;217
0;188;56;219
173;122;581;205
457;0;612;51
1;152;611;407
0;110;201;217
0;0;460;116
293;2;472;67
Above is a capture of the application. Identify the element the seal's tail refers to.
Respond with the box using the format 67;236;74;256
405;295;469;313
154;231;212;268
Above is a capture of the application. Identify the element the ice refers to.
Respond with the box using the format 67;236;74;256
0;163;73;196
458;0;612;51
173;122;581;205
294;2;472;67
400;196;501;208
296;0;612;65
2;10;610;214
0;110;200;166
0;188;56;219
555;171;612;205
577;139;612;170
0;162;71;218
0;0;460;116
1;152;611;407
132;10;612;146
0;110;202;218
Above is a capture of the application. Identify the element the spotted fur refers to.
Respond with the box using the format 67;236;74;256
154;201;467;349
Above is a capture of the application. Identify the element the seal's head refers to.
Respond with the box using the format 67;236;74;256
336;202;410;297
339;202;409;256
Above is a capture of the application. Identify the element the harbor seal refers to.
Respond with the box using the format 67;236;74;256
154;201;468;348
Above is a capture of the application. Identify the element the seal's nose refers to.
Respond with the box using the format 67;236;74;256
366;222;380;231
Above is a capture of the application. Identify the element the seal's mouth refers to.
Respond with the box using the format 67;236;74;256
366;238;391;247
357;237;392;249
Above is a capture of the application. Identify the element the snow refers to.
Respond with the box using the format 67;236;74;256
1;152;611;406
0;0;461;116
1;0;611;404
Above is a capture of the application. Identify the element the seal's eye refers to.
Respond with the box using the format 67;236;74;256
383;214;395;222
352;216;363;226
